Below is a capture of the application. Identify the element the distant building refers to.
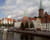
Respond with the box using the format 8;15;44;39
39;0;44;18
14;21;21;28
2;18;16;24
38;0;50;23
0;20;2;24
29;17;36;21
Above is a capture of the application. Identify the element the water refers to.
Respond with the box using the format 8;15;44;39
0;31;50;40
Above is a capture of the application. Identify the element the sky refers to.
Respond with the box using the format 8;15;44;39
0;0;50;20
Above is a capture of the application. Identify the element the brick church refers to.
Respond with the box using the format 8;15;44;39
22;0;50;23
28;0;50;23
38;0;50;23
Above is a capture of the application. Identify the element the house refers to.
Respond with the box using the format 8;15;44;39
2;18;16;24
14;21;21;28
0;20;2;24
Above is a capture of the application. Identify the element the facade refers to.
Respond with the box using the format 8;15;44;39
2;18;13;24
14;22;21;28
0;20;2;24
32;18;42;29
38;0;50;23
2;18;16;25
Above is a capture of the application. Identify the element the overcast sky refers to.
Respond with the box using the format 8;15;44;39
0;0;50;19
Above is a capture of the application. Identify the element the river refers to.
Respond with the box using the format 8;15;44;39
0;31;50;40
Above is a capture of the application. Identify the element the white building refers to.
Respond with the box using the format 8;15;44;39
32;18;42;30
2;18;14;24
14;22;21;28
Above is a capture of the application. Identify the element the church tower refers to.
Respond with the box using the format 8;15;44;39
39;0;44;18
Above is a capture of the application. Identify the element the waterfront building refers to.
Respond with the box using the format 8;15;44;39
14;21;21;28
2;18;14;24
1;18;16;27
39;0;44;18
0;20;2;24
32;18;42;29
38;0;50;23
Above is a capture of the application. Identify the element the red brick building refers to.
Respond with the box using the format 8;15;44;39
38;0;50;23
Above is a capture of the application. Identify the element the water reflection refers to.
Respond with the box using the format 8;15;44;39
21;34;34;40
7;32;14;40
1;32;50;40
3;31;7;40
21;33;28;40
0;31;3;40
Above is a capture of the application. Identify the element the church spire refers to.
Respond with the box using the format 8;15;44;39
39;0;44;17
40;0;43;9
24;8;28;17
24;9;27;16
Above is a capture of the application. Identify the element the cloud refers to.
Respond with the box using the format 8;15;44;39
8;15;12;18
17;16;23;20
5;0;16;5
16;0;23;4
0;0;50;19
